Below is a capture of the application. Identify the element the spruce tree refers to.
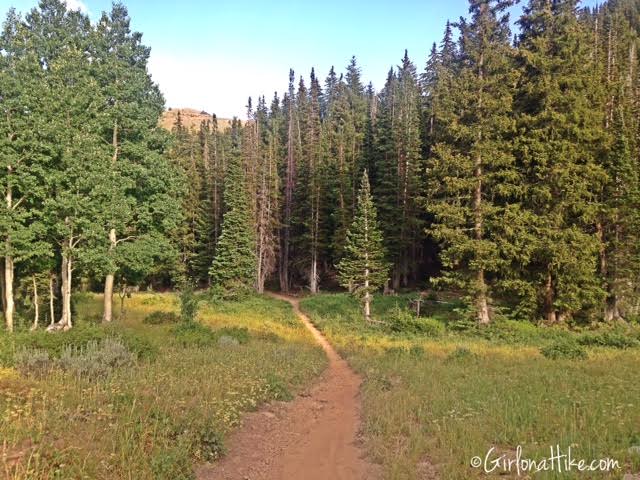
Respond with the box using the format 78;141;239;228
337;170;389;321
209;120;256;292
514;0;607;322
427;0;517;324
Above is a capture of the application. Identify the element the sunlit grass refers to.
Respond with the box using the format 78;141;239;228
0;293;327;479
300;293;640;479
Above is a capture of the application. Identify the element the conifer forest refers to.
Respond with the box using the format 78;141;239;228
6;0;637;328
2;0;640;478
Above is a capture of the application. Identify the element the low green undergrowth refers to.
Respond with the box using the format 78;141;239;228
0;292;326;479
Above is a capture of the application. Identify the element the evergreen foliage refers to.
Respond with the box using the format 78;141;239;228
209;121;257;292
337;171;390;320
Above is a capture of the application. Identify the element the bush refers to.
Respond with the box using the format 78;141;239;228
171;322;217;347
58;338;136;378
179;287;200;322
577;331;639;349
16;338;136;378
172;323;251;349
265;373;293;401
216;326;250;345
540;340;588;360
388;305;445;336
150;447;194;480
15;325;107;358
14;348;52;376
143;311;180;325
208;280;252;302
446;346;476;362
193;422;226;462
115;332;158;361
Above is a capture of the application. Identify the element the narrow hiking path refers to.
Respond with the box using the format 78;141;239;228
196;293;379;480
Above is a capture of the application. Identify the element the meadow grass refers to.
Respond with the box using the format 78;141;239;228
0;293;327;479
300;293;640;479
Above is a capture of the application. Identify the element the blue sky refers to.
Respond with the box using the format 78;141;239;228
1;0;600;118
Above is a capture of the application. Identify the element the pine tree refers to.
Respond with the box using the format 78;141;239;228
279;69;299;292
338;170;389;321
514;0;607;322
209;120;256;291
253;96;280;293
427;0;517;324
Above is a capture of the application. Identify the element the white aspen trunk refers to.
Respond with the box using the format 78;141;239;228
4;165;14;332
103;228;117;322
59;249;73;329
65;255;72;328
31;275;39;330
104;119;118;320
59;255;69;325
49;274;55;326
310;254;318;294
4;255;14;332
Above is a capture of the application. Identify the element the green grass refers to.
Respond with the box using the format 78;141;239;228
0;293;327;479
300;293;640;479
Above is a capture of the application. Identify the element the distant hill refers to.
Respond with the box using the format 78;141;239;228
160;108;235;132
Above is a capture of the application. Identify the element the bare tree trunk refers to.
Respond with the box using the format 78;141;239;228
364;268;371;322
4;166;14;332
281;96;295;293
103;228;117;322
544;271;557;324
476;270;490;326
59;250;73;329
4;255;14;332
310;254;318;294
31;275;39;330
474;48;490;326
49;274;55;326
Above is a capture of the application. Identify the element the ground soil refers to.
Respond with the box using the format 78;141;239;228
196;293;380;480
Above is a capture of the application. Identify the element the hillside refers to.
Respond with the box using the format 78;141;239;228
160;108;235;132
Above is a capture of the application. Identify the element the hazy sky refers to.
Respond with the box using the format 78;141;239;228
2;0;600;118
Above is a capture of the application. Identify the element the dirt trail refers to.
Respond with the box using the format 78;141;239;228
196;293;379;480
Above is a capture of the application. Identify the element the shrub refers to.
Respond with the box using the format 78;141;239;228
388;305;445;336
115;332;158;361
171;322;216;347
384;346;408;356
179;287;200;322
58;338;135;378
540;340;587;360
577;331;639;349
16;338;136;378
208;280;252;302
172;323;251;349
216;326;250;345
143;311;180;325
15;325;107;358
265;373;293;401
446;346;476;362
14;348;52;376
193;422;225;461
409;345;425;357
150;447;194;480
217;335;240;347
